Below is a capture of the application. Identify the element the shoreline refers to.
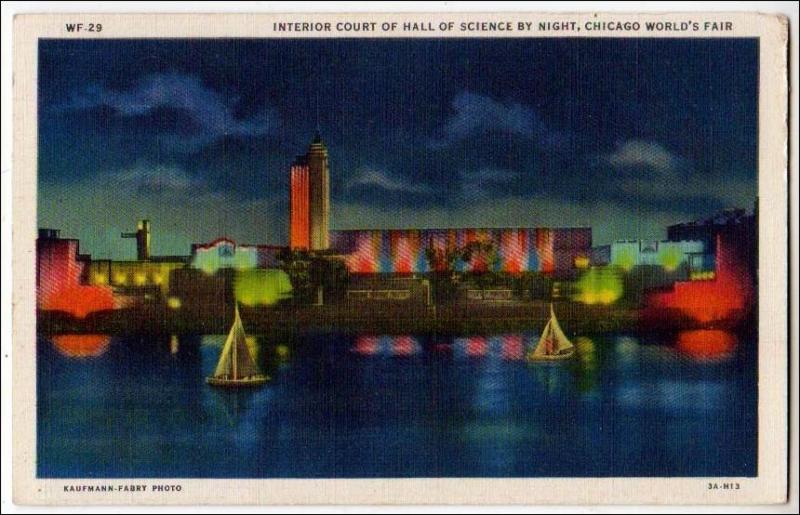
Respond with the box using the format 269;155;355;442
36;300;745;337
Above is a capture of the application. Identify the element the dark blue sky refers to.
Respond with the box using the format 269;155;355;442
38;38;757;259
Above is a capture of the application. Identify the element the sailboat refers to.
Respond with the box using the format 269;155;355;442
206;304;269;387
527;303;575;362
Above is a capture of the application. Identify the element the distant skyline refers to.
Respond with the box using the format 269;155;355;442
38;38;757;260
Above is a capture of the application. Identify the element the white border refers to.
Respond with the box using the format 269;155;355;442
2;2;797;512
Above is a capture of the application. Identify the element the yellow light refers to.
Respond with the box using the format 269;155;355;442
134;273;147;285
153;274;164;285
598;290;617;304
574;256;590;269
276;344;290;359
167;296;182;309
93;273;108;285
114;272;127;285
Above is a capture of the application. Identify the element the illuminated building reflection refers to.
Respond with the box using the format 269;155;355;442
571;337;599;393
351;335;421;357
676;329;738;361
453;335;531;361
52;334;111;358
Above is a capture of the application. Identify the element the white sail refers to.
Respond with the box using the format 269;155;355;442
531;319;553;357
548;304;574;352
531;304;574;357
212;305;262;379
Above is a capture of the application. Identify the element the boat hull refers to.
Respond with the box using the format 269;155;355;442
206;375;269;387
527;349;575;362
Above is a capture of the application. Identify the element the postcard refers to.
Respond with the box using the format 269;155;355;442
11;11;789;505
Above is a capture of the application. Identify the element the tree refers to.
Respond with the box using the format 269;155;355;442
277;249;312;303
277;249;349;304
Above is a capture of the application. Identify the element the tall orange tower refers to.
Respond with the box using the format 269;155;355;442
289;133;330;250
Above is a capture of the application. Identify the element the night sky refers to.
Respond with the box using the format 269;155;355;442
38;38;757;259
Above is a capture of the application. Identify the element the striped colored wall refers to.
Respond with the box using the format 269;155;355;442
330;228;591;274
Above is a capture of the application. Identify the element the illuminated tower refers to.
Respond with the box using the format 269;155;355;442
289;133;330;250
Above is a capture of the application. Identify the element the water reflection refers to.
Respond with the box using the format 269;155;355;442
52;334;110;358
452;335;530;361
351;335;421;357
37;330;756;478
570;337;599;393
676;329;738;361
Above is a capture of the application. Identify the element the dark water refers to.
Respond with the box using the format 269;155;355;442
37;330;757;478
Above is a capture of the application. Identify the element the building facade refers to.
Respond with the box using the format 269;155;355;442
289;133;330;251
330;227;591;275
190;237;284;274
591;239;709;273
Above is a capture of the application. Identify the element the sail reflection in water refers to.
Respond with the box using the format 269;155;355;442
51;334;111;358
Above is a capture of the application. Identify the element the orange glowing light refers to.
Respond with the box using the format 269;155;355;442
40;284;115;319
290;164;310;250
676;329;737;360
52;334;111;358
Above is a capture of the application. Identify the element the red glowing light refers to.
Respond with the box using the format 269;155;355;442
536;229;554;274
466;337;488;356
40;284;115;319
353;335;379;355
290;164;310;250
392;336;418;356
644;235;753;324
501;335;525;360
52;334;111;358
676;329;737;360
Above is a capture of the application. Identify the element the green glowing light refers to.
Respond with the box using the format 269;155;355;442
234;269;293;306
612;247;636;271
573;267;623;305
658;245;683;272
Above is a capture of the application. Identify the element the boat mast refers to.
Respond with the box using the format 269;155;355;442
232;305;239;380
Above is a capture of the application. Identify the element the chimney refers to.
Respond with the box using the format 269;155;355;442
121;219;151;260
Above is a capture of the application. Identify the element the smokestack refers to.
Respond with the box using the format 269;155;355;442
121;219;151;260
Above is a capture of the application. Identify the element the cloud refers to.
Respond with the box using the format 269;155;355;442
616;173;755;208
460;167;519;200
115;163;197;193
605;140;684;173
602;139;754;208
347;168;431;194
429;91;571;150
61;73;278;151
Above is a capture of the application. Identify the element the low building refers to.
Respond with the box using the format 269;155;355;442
84;256;189;295
330;227;592;276
344;275;431;306
597;239;709;274
667;206;757;280
191;238;285;274
36;228;91;309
